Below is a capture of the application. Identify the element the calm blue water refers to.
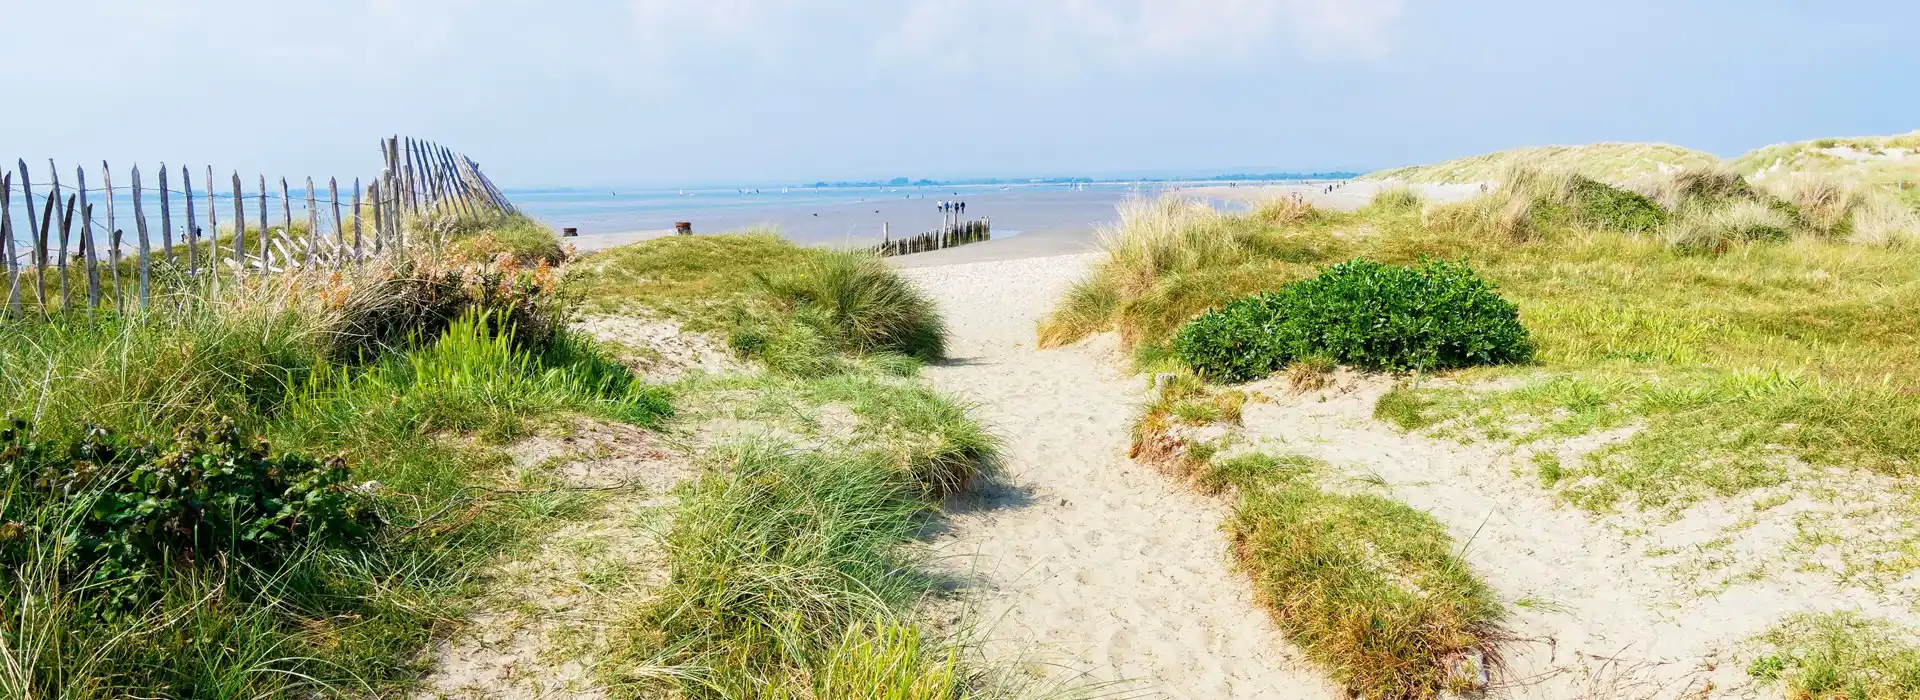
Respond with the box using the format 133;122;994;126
510;182;1176;246
4;178;1313;258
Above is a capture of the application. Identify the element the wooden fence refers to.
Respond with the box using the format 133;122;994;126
871;218;990;257
0;136;514;315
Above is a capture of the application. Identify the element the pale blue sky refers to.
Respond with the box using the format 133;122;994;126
6;0;1916;187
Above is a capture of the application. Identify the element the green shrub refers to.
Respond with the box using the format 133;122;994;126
1172;259;1533;382
0;416;378;596
1567;176;1669;232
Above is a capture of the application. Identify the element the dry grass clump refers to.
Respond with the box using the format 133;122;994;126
1664;199;1793;254
1285;355;1337;391
1851;189;1920;245
1640;166;1758;210
1039;196;1349;348
1365;143;1717;184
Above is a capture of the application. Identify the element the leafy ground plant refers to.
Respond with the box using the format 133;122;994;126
1172;259;1532;382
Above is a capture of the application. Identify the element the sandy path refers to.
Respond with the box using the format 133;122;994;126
903;255;1339;699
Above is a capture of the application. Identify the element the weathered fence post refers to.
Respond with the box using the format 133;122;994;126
48;162;68;310
203;166;216;294
158;164;173;263
108;165;121;308
370;179;384;253
266;174;278;270
305;177;319;267
19;160;45;310
132;166;151;309
77;167;97;311
328;177;343;266
277;177;291;268
351;178;363;260
183;166;198;277
1;172;16;315
230;172;246;277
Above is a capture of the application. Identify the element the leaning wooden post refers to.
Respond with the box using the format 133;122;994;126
305;177;320;267
48;162;69;311
278;177;292;268
260;175;272;270
230;172;246;277
131;166;151;309
182;166;198;277
328;177;344;267
1;172;16;315
388;170;407;253
108;165;122;308
369;180;384;253
77;167;98;311
202;166;217;294
158;163;173;263
33;181;54;312
16;161;42;310
56;195;76;312
351;178;363;260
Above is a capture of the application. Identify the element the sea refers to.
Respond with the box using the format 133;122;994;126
2;179;1304;255
509;182;1169;247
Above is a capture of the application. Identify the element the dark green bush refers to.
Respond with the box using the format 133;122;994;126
0;416;379;594
1568;176;1669;232
1171;259;1533;382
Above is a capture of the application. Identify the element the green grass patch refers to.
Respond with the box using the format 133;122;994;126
608;436;992;698
1047;183;1920;510
1373;384;1436;430
1747;612;1920;699
1215;453;1503;699
571;233;947;375
0;270;664;697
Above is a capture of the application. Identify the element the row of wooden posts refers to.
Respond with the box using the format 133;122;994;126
871;218;990;257
0;137;514;315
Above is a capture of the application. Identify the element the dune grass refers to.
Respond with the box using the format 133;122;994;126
1126;380;1502;700
606;382;1005;698
0;248;664;698
1046;173;1920;514
572;233;947;376
1220;453;1502;700
1365;142;1719;184
755;252;946;361
1732;131;1920;191
610;441;958;697
1747;612;1920;699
